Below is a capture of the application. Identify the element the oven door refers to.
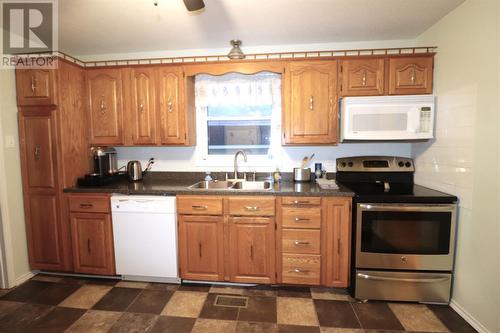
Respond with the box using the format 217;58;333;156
356;203;456;271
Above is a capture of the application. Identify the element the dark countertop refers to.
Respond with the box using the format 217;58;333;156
64;172;355;197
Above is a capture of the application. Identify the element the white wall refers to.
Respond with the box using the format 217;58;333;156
412;1;500;332
0;69;31;287
115;143;411;174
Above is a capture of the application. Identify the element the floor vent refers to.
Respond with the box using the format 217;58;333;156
214;295;248;308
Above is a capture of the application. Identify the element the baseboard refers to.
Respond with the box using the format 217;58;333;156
450;299;490;333
14;271;35;287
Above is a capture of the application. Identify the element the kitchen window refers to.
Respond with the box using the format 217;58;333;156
195;72;281;167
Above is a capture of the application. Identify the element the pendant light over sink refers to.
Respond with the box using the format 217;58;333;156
227;40;245;60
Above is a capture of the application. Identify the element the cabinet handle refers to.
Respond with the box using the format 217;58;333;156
79;203;93;209
100;99;106;115
87;238;91;254
289;268;310;274
410;68;416;84
244;206;260;211
294;217;310;222
139;101;144;113
309;96;314;110
31;76;36;92
250;245;254;260
198;243;202;258
192;205;208;210
293;200;310;205
294;240;310;246
33;146;41;160
167;99;173;113
362;70;367;86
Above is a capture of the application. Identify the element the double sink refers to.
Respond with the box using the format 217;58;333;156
188;180;273;191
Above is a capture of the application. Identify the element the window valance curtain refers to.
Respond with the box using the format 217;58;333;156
195;72;281;107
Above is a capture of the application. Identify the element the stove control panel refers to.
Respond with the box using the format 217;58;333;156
336;156;414;172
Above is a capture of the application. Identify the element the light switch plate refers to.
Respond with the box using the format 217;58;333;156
5;136;16;148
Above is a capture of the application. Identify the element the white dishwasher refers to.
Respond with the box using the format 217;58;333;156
111;195;180;283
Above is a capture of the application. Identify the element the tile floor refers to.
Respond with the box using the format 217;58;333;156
0;274;477;333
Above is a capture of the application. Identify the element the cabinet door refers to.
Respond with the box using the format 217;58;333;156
157;67;186;145
70;213;115;275
87;69;124;145
25;194;63;270
321;197;351;287
389;56;433;95
341;58;385;96
178;215;224;281
228;217;275;284
128;67;157;145
16;69;55;106
284;61;338;144
19;110;56;189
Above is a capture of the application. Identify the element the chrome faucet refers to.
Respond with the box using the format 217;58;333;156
233;150;247;180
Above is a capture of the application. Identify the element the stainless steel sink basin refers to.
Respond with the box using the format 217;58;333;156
188;180;273;191
230;181;272;191
188;180;234;189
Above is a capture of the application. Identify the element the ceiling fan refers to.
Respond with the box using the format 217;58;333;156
182;0;205;12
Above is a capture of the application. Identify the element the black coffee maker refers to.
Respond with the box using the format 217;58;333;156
91;147;117;177
77;147;125;186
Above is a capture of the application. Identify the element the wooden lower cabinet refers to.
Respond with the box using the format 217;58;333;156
178;215;224;281
321;197;352;287
70;213;115;275
228;217;275;284
177;195;351;287
68;194;115;275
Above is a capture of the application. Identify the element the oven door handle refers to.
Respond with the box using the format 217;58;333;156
357;273;450;283
358;203;456;212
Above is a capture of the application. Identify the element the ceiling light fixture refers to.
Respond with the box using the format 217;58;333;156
227;40;245;60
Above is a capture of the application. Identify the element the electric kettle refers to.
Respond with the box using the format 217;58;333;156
127;160;143;181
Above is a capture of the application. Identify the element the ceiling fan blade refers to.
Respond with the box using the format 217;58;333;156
183;0;205;12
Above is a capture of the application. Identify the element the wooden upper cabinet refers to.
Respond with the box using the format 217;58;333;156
16;69;56;106
341;58;385;96
127;67;157;145
157;67;186;145
321;197;351;287
70;212;115;276
389;56;433;95
86;68;124;145
283;61;338;145
228;217;276;284
19;110;57;189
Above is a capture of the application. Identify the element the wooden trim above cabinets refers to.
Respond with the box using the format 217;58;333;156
183;61;285;76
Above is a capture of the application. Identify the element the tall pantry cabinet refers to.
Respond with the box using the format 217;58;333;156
17;60;89;271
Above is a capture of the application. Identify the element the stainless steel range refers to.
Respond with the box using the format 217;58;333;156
336;156;457;304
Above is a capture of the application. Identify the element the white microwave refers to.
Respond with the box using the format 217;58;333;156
340;95;435;141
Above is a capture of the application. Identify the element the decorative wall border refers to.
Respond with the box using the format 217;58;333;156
48;46;436;68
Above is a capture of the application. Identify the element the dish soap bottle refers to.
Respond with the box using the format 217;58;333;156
273;168;282;183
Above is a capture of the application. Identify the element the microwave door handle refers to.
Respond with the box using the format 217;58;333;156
357;273;450;283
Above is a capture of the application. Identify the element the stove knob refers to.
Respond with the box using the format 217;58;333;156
405;162;412;168
340;162;346;168
398;161;404;167
348;162;354;167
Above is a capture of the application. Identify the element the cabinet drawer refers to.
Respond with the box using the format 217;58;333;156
282;254;321;285
282;207;321;229
177;196;223;215
282;229;320;254
282;197;321;206
69;195;110;213
228;197;275;216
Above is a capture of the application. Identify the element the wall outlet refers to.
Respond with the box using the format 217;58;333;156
4;136;16;148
